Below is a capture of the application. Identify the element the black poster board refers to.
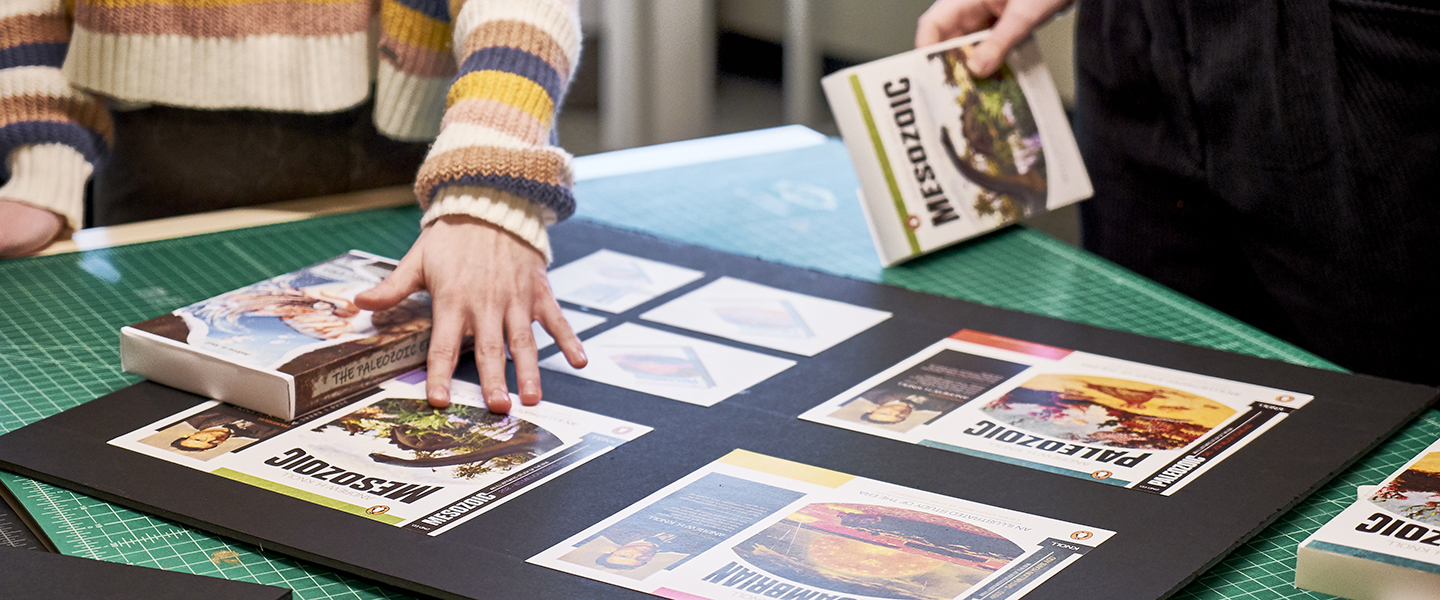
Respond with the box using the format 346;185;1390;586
0;220;1434;600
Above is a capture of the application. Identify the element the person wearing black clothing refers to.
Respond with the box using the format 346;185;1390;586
919;0;1440;384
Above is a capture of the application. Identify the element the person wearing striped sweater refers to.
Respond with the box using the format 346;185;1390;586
0;0;588;413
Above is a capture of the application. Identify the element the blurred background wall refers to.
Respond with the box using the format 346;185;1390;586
557;0;1080;244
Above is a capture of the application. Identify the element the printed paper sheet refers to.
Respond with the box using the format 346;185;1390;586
548;250;705;313
530;450;1112;600
533;308;608;350
108;375;649;536
641;276;892;357
540;323;796;406
801;330;1311;495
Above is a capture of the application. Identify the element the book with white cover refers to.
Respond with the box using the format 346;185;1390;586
1296;436;1440;600
822;31;1091;266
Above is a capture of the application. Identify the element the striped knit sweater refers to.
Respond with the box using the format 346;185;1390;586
0;0;578;260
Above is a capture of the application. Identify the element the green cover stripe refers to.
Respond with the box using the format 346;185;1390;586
849;74;921;256
1306;539;1440;575
214;468;406;525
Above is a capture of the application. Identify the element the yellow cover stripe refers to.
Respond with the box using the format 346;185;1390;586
717;450;855;489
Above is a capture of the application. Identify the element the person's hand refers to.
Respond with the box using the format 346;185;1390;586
915;0;1073;77
355;215;587;414
0;199;64;258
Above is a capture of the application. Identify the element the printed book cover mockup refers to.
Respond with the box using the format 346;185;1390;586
108;374;649;536
538;323;796;407
548;249;706;313
640;276;893;357
530;449;1112;600
1296;437;1440;599
822;30;1092;266
120;251;434;419
801;330;1311;496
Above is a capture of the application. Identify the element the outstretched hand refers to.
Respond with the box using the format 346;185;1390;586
0;199;64;259
916;0;1073;76
355;215;587;414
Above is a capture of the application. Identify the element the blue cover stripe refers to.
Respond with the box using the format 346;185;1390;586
0;43;66;69
431;173;575;221
457;46;563;104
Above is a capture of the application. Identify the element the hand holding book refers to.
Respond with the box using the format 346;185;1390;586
916;0;1075;75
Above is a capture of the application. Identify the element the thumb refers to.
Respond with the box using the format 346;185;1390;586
355;258;425;311
965;4;1054;76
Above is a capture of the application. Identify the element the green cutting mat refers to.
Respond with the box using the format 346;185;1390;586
0;209;424;599
0;139;1420;599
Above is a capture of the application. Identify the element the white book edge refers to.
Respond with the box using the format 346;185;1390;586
1296;535;1440;600
121;326;296;420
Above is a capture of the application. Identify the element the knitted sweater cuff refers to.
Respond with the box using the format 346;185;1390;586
0;144;93;235
421;185;553;263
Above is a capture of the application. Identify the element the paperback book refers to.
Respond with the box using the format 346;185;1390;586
120;251;432;420
822;31;1091;265
1296;436;1440;599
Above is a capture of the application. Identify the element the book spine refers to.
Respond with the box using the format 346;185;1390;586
293;331;432;417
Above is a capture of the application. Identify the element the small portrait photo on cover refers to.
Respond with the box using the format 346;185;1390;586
138;404;290;461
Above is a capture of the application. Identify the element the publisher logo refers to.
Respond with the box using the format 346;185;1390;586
1275;395;1295;403
367;505;390;515
1070;531;1094;541
1090;470;1112;480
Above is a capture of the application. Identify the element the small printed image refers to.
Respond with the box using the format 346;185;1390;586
709;300;814;339
567;282;646;307
558;473;804;580
1371;452;1440;526
830;387;957;433
732;503;1024;600
541;322;795;406
595;260;653;283
926;43;1047;221
138;404;290;461
309;398;562;482
609;346;716;389
547;249;705;313
828;350;1029;433
980;374;1235;450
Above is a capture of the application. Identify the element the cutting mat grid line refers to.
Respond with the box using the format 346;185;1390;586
0;141;1407;599
0;210;423;600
